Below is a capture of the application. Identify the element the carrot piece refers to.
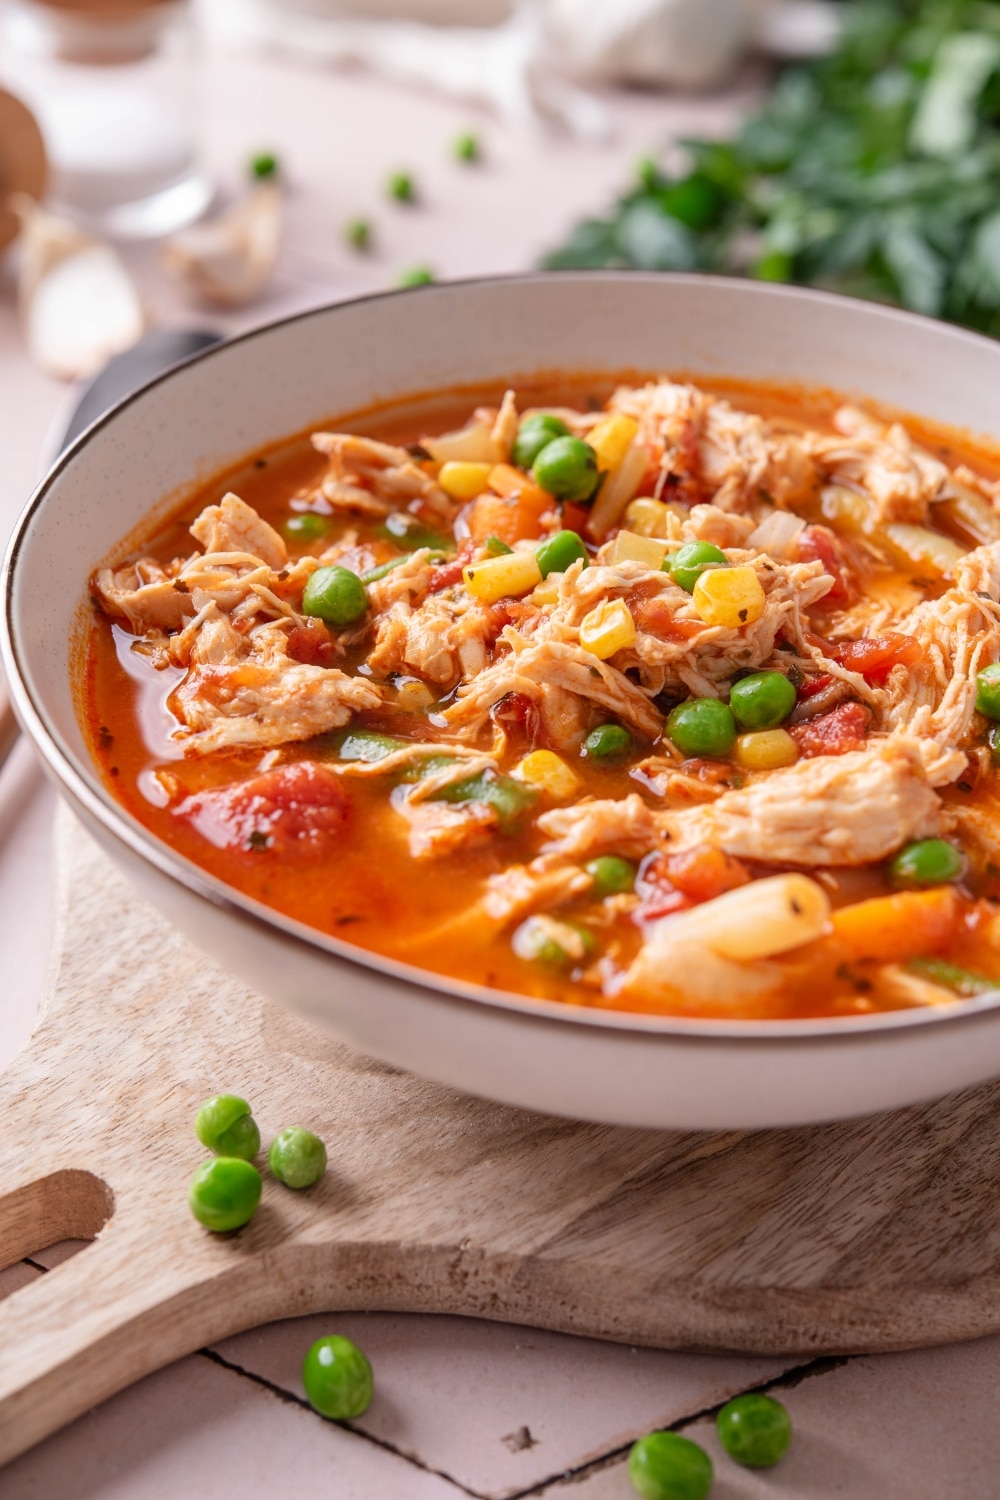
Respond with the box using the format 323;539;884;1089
664;846;751;904
467;489;549;545
830;888;959;963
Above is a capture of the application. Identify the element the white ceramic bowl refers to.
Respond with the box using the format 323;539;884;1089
6;273;1000;1130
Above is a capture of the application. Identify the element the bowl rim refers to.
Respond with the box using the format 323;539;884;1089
6;268;1000;1046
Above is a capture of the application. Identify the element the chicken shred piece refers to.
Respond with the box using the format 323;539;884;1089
190;492;287;570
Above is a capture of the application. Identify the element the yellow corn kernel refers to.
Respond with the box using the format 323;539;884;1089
463;550;542;604
692;564;766;629
395;678;436;712
438;460;492;501
579;598;637;660
624;497;685;539
734;729;798;771
512;749;582;800
610;529;669;570
587;413;639;472
531;577;561;606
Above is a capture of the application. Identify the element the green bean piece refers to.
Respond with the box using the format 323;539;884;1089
283;513;328;543
669;541;729;593
454;131;481;163
360;556;408;583
338;730;409;764
583;723;634;762
189;1158;262;1233
512;413;571;470
485;535;514;556
888;838;964;888
716;1393;792;1469
269;1127;327;1189
535;529;588;577
586;855;636;896
387;170;415;203
345;218;372;252
302;1335;374;1420
906;957;998;997
532;436;600;503
728;670;796;731
194;1094;260;1160
302;565;368;627
976;663;1000;720
666;698;736;759
431;769;539;832
627;1431;713;1500
250;151;279;180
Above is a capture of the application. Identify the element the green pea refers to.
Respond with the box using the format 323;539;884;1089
194;1095;261;1161
512;915;595;967
728;671;796;731
586;855;636;896
454;131;481;163
669;541;729;593
302;1335;374;1421
250;151;278;180
387;170;415;203
536;529;588;577
302;565;368;627
667;698;736;759
716;1393;792;1469
976;663;1000;720
512;413;571;470
627;1431;713;1500
283;513;328;543
485;535;513;556
583;723;634;762
381;512;450;550
398;265;435;287
532;436;600;503
345;218;372;252
889;838;965;888
269;1127;327;1189
189;1157;262;1233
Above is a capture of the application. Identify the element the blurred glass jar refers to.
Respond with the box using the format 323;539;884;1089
0;0;212;238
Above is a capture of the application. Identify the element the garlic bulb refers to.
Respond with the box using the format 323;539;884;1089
545;0;754;88
11;195;144;381
163;181;282;306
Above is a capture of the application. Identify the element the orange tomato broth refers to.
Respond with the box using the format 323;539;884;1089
81;373;1000;1020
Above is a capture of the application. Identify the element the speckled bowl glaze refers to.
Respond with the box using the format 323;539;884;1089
6;273;1000;1129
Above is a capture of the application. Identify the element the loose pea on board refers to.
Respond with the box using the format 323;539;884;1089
189;1157;262;1233
194;1094;260;1161
302;1335;374;1420
716;1392;792;1468
628;1431;713;1500
269;1126;328;1189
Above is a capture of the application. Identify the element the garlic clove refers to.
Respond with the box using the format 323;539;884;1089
11;194;145;380
163;181;282;306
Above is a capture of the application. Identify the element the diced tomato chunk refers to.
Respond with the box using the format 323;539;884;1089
790;701;871;758
489;690;541;751
428;542;474;593
664;846;751;902
797;672;833;701
797;525;854;604
285;618;338;668
630;596;705;641
827;632;921;683
633;845;749;924
175;761;349;856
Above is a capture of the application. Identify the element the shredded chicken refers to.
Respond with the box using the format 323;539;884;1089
657;738;943;866
310;432;451;518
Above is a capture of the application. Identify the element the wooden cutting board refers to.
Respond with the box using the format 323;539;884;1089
1;806;1000;1465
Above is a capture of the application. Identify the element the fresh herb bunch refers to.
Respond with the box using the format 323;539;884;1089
544;0;1000;334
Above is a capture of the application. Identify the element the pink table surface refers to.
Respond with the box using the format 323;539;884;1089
1;39;999;1500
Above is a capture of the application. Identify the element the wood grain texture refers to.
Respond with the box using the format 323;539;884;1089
1;806;999;1466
